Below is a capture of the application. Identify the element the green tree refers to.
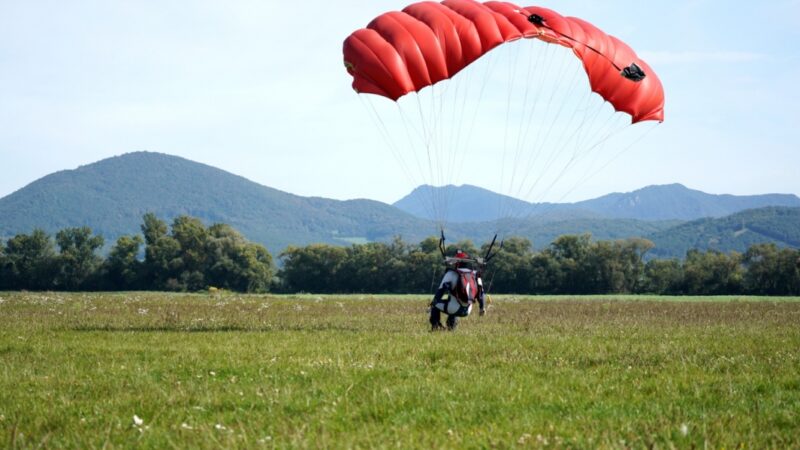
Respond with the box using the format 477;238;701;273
642;259;684;294
0;240;10;290
54;227;104;290
171;216;209;286
279;244;347;293
582;240;624;294
141;212;168;246
104;235;144;290
205;224;273;292
546;234;593;294
336;239;413;293
743;244;800;295
2;229;57;290
141;214;181;290
529;252;561;294
481;237;533;294
404;236;445;293
617;238;655;293
683;250;744;295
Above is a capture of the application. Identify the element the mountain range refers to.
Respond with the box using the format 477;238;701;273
394;184;800;222
1;151;798;258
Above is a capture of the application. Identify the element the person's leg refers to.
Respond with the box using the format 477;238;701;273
429;283;451;330
429;303;444;330
446;314;458;330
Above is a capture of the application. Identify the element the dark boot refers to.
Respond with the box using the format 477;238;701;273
446;314;458;331
429;302;443;331
429;285;449;331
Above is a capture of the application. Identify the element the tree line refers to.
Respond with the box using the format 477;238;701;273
1;215;799;295
0;214;274;292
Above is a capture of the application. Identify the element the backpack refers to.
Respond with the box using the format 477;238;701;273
453;269;478;306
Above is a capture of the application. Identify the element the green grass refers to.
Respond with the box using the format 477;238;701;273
1;292;799;449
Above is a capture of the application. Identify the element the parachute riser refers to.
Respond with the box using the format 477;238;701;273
483;234;503;265
438;229;446;260
523;12;646;82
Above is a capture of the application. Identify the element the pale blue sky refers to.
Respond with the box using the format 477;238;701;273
1;0;798;204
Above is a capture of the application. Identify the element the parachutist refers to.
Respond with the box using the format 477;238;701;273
429;250;486;331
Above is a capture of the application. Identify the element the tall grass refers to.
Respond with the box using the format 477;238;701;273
1;292;798;448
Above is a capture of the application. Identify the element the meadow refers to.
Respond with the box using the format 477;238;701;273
1;292;799;449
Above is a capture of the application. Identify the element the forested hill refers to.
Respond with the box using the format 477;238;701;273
574;184;800;220
0;152;426;252
646;207;800;259
2;152;798;258
395;184;800;222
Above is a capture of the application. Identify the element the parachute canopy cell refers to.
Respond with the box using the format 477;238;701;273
343;0;664;123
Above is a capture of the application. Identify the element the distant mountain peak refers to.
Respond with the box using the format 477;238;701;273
0;152;420;252
394;183;800;223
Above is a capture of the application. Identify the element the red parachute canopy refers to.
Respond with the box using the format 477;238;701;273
343;0;664;123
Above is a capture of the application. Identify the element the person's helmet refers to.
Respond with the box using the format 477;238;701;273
455;250;469;259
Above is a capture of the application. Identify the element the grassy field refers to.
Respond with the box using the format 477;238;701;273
1;292;799;449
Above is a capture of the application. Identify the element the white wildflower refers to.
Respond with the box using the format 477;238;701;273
181;423;193;430
215;423;227;431
680;423;689;436
209;371;216;376
133;415;144;427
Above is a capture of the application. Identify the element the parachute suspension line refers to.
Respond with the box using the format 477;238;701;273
521;95;615;207
509;47;584;212
495;40;538;231
523;50;608;202
442;67;470;228
510;38;547;186
442;47;501;236
451;46;499;195
413;85;447;230
359;95;422;199
512;45;633;216
525;110;639;215
573;106;627;163
529;122;621;208
577;121;660;190
443;65;470;226
496;40;557;227
497;41;524;229
506;40;566;221
422;85;445;227
563;116;632;193
435;80;457;231
527;121;660;222
397;103;440;226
